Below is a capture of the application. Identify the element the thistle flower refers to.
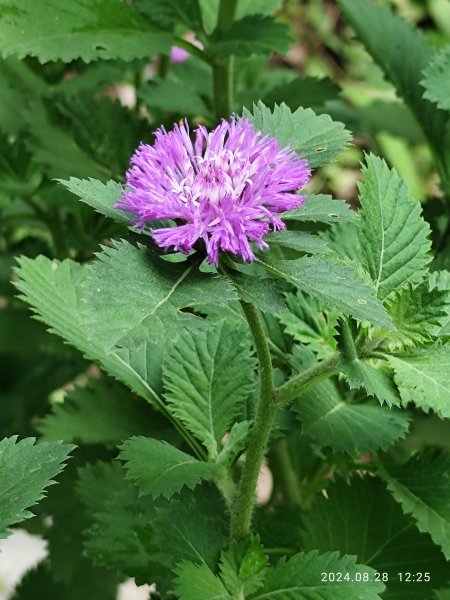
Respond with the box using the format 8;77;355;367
117;117;310;265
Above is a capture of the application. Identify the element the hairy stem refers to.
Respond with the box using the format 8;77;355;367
276;353;341;407
230;301;276;540
212;0;239;121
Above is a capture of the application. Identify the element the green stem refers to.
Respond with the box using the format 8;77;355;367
218;0;240;30
270;439;303;506
158;55;170;79
230;301;276;540
276;353;340;407
213;59;234;121
48;207;69;259
338;317;357;362
212;0;239;121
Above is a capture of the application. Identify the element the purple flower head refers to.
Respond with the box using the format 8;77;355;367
117;117;311;265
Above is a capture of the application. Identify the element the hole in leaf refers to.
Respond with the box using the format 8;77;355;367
328;213;340;219
357;298;367;305
94;43;108;51
315;147;327;152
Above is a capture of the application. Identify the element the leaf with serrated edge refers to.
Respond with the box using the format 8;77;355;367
341;359;401;408
258;255;392;329
208;16;290;58
78;466;171;586
0;437;73;537
217;421;250;467
282;195;358;224
83;239;237;350
302;477;450;598
223;269;287;316
384;280;450;349
245;102;352;168
120;437;217;498
152;490;227;571
422;46;450;112
58;178;129;224
379;451;450;560
175;562;230;600
38;378;158;445
163;320;256;457
357;154;431;300
387;343;450;418
337;0;448;153
252;550;385;599
0;0;172;63
15;256;166;409
291;347;410;454
265;230;330;254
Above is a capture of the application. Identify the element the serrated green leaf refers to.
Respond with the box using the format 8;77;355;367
236;0;283;18
340;359;401;408
208;16;290;58
430;270;450;335
357;154;431;300
199;0;283;33
283;195;358;224
422;46;450;112
296;386;409;454
0;0;172;63
265;230;330;254
38;378;159;445
83;239;237;350
15;256;167;409
79;466;171;587
24;99;109;180
245;102;352;168
252;550;385;599
76;461;124;515
217;421;250;467
163;320;256;457
0;436;73;537
281;290;338;360
120;437;218;498
384;280;450;349
58;177;129;224
264;76;340;111
379;451;450;560
338;0;449;153
10;561;119;600
176;562;230;600
223;268;287;316
291;347;410;454
259;255;392;328
388;343;450;418
135;0;203;32
219;536;268;597
25;95;141;180
336;318;400;407
430;270;450;292
302;477;450;599
153;487;227;570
